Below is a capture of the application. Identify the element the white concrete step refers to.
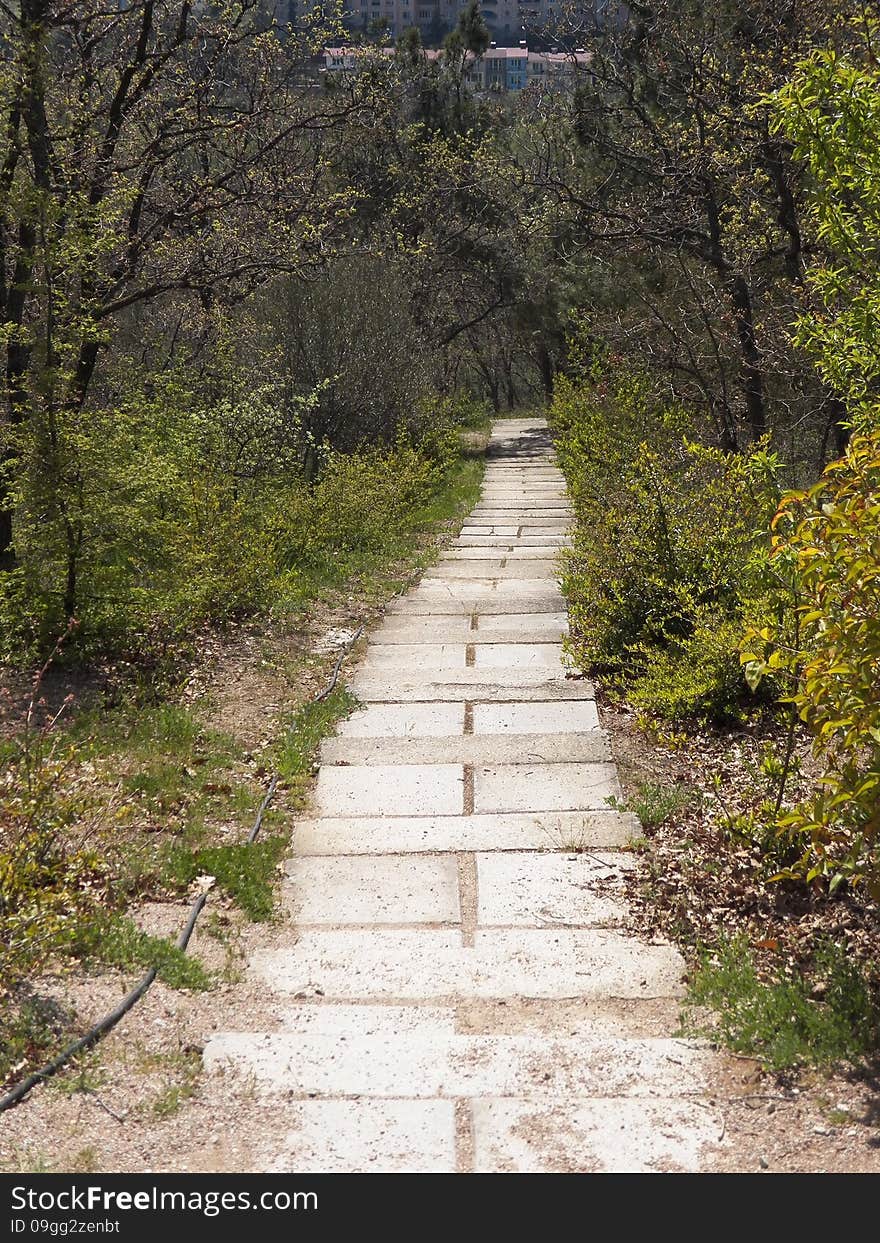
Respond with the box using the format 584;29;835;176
319;732;611;766
292;810;637;855
472;1098;723;1173
311;760;618;816
249;927;686;1001
204;1009;710;1099
348;675;594;701
385;596;567;616
357;642;568;671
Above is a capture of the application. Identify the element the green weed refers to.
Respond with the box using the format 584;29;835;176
160;837;288;922
146;1050;201;1119
685;936;880;1072
48;1056;105;1098
276;687;357;794
0;994;68;1088
74;915;213;990
608;779;696;829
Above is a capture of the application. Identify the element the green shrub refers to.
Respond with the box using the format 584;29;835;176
687;936;880;1072
628;616;749;723
74;915;213;990
742;431;880;890
1;387;468;665
552;371;780;721
736;42;880;890
0;719;105;994
281;436;444;574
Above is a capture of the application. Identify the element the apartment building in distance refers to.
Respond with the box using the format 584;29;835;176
322;42;591;90
284;0;620;45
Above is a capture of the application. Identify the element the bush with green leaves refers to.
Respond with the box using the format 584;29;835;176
552;370;781;722
0;692;106;998
742;434;880;889
736;28;880;890
0;375;469;666
687;936;880;1072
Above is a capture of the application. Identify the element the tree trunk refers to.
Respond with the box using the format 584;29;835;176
536;341;555;402
729;274;766;440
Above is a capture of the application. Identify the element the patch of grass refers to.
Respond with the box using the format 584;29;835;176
151;1081;194;1119
146;1050;201;1119
609;779;697;829
408;454;486;529
0;994;69;1088
276;686;357;796
625;835;651;853
75;914;213;989
123;705;204;756
0;1148;54;1174
70;703;213;761
49;1056;105;1097
69;1147;100;1173
160;836;288;922
685;936;880;1072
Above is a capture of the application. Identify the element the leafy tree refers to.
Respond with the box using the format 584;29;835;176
453;0;491;57
742;18;880;889
0;0;346;598
534;0;857;454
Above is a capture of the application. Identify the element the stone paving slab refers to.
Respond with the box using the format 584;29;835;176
250;928;687;1000
459;525;521;537
403;596;567;614
387;596;568;615
453;536;570;547
416;578;563;595
360;644;467;669
476;851;632;927
320;732;611;767
472;509;574;519
205;1026;713;1099
472;643;567;669
474;628;573;645
438;553;507;566
476;490;570;496
472;505;573;515
336;702;465;737
349;676;595;702
349;667;577;692
313;763;463;816
472;1099;723;1174
510;524;572;534
372;622;567;645
370;618;477;641
473;762;620;812
293;810;638;855
440;548;562;560
282;855;461;925
268;1100;456;1174
424;562;558;579
453;996;686;1039
472;700;599;732
475;611;568;633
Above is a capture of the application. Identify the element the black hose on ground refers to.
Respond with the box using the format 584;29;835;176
0;629;363;1114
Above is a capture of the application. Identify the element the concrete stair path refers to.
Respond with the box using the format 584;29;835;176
204;417;723;1173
